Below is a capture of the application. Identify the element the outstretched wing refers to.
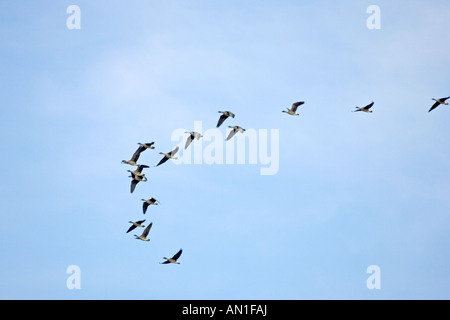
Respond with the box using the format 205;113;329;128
226;128;237;141
216;114;228;128
169;146;179;156
160;260;171;264
126;224;137;233
130;146;145;162
130;179;139;193
364;101;374;110
172;249;183;260
429;101;440;112
185;135;193;149
291;101;304;112
142;222;153;238
156;155;169;167
143;202;149;214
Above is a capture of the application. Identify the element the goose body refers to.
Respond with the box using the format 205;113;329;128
226;126;246;141
185;131;203;149
134;222;153;241
126;220;146;233
155;146;179;167
160;248;183;264
282;101;304;116
429;97;450;112
142;197;159;214
216;111;235;128
138;142;155;150
127;164;149;178
353;101;374;113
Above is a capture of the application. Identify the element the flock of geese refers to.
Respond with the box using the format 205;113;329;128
120;108;253;265
120;96;449;265
121;141;183;264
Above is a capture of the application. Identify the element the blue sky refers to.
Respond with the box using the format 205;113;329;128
0;0;449;299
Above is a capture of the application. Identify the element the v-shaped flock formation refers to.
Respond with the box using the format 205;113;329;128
121;97;448;265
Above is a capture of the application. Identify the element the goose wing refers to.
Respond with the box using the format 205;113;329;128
130;179;139;193
126;224;137;233
226;128;237;141
364;101;374;110
143;201;149;214
156;155;169;167
185;135;193;149
429;101;440;112
291;101;304;112
169;146;179;156
130;146;145;162
142;222;153;238
216;114;228;128
172;249;183;260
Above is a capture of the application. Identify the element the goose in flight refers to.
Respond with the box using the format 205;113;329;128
138;142;155;150
226;126;246;141
127;164;149;178
135;222;153;241
216;111;235;128
126;220;146;233
282;101;304;116
353;101;374;113
142;197;159;214
155;146;179;167
160;248;183;264
184;131;203;149
429;97;449;112
130;174;147;193
122;145;145;166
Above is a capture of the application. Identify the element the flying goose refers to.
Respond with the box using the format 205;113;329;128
353;101;374;113
122;145;145;166
142;197;159;214
160;248;183;264
184;131;203;149
138;142;155;150
155;146;179;167
226;126;246;141
127;164;149;178
429;97;449;112
126;220;146;233
282;101;304;116
216;111;235;128
130;174;147;193
134;222;153;241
